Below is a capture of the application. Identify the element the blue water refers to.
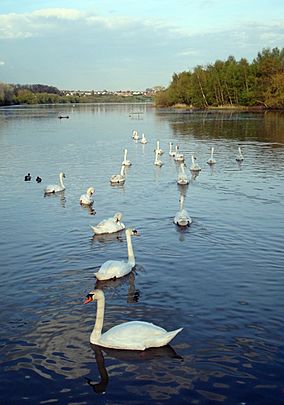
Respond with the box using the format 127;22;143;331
0;104;284;404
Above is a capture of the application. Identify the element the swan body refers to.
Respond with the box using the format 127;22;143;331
132;130;139;140
80;187;95;206
207;147;216;165
122;148;132;166
169;142;176;157
84;289;183;350
190;155;201;172
154;140;164;155
44;172;66;194
24;173;31;181
174;194;192;227
177;163;189;185
154;149;163;167
236;146;244;162
91;212;125;235
94;228;139;280
140;133;148;144
110;165;126;185
174;145;184;162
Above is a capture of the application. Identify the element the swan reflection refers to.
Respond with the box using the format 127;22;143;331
81;204;96;215
91;232;124;245
95;271;140;304
86;344;183;395
43;189;66;208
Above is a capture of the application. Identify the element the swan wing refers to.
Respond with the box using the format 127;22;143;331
94;260;132;280
98;321;183;350
91;218;125;234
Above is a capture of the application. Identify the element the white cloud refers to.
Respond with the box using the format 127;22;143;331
32;8;85;20
0;61;5;66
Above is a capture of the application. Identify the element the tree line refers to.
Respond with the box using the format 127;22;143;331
154;48;284;109
0;83;151;106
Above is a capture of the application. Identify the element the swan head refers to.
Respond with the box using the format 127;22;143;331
60;172;66;178
84;289;104;304
113;212;123;222
87;187;95;196
126;228;140;237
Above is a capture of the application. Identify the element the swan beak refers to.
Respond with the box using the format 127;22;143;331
84;294;93;304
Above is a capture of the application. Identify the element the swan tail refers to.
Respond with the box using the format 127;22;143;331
165;328;183;344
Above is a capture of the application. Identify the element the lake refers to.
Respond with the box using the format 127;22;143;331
0;104;283;405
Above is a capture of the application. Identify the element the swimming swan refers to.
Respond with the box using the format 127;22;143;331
190;155;201;172
110;165;126;185
84;289;183;349
91;212;125;235
154;149;163;167
44;172;66;194
132;130;139;140
207;147;216;165
122;148;132;166
174;194;192;227
236;146;244;162
94;228;139;280
80;187;95;206
177;162;189;185
154;140;164;155
174;145;184;162
140;133;148;144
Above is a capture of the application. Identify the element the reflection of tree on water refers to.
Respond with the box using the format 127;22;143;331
43;189;66;208
86;343;183;395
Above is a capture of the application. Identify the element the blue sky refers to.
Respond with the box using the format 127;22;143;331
1;0;284;90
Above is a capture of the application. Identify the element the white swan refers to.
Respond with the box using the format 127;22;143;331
94;228;139;280
177;162;189;185
154;140;164;155
190;155;201;172
236;146;244;162
84;289;183;350
122;148;132;166
207;147;216;165
110;165;126;185
80;187;95;206
154;149;163;167
169;142;176;157
44;172;66;194
132;130;139;140
91;212;125;235
174;145;184;162
174;194;192;227
140;133;148;144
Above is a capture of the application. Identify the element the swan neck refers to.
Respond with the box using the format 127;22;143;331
120;165;125;176
126;231;135;266
124;149;127;159
59;174;65;188
91;294;105;342
180;194;185;209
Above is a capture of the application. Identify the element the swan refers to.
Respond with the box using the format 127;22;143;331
94;228;139;280
236;146;244;162
91;212;125;235
174;194;192;227
154;140;164;155
80;187;95;206
169;142;176;157
110;165;126;185
24;173;31;181
177;162;189;185
36;176;42;183
122;148;132;166
132;130;139;140
140;133;148;144
44;172;66;194
84;289;183;350
174;145;184;162
154;149;163;167
190;155;201;172
207;147;216;165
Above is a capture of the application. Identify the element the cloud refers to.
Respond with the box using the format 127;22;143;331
0;61;5;66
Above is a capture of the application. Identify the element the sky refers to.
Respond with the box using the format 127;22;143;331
1;0;284;90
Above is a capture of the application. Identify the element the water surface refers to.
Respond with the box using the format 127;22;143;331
0;104;284;404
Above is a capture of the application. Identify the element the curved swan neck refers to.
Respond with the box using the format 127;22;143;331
59;173;65;188
91;293;105;342
126;230;135;265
